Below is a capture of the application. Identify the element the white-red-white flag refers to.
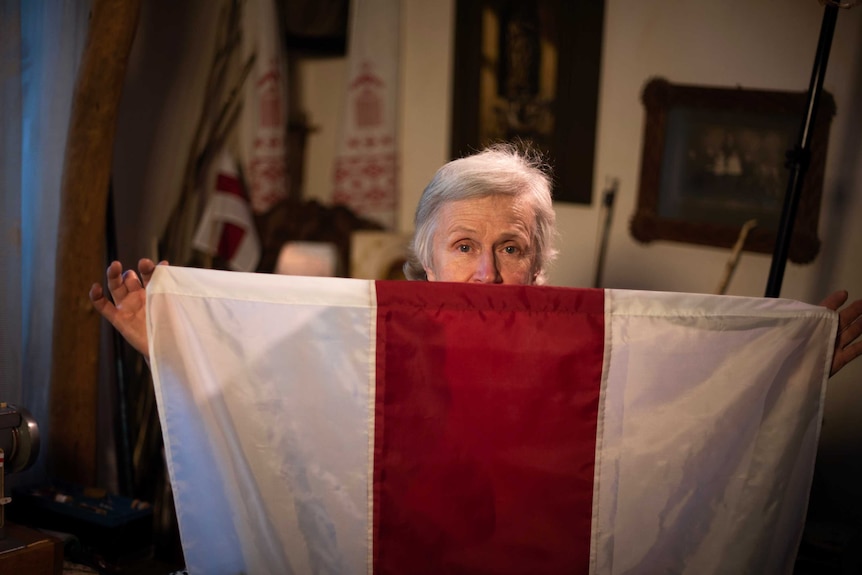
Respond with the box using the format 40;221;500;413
331;0;401;229
239;0;289;213
147;268;836;574
192;153;261;272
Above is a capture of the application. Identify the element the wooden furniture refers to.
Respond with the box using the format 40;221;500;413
0;522;63;575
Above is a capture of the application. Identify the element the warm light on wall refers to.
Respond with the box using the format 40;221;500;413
819;0;861;8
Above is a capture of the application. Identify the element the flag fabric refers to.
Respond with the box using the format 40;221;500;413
192;152;261;272
331;0;401;229
147;267;836;575
239;0;289;214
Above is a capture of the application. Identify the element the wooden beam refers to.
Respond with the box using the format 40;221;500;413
48;0;141;485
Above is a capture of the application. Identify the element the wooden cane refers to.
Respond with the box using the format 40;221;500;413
48;0;141;484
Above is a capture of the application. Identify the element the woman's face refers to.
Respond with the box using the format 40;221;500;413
424;194;537;285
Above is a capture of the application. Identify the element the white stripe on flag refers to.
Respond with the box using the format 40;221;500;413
148;268;376;574
592;290;834;574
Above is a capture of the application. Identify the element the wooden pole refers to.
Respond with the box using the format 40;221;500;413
48;0;141;485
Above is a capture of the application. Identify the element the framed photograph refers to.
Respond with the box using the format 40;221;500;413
630;78;835;263
450;0;604;204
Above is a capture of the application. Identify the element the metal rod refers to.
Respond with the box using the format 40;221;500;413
592;178;618;288
765;4;839;297
107;184;135;496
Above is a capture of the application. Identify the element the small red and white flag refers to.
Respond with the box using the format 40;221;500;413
147;267;836;574
331;0;401;229
192;153;260;272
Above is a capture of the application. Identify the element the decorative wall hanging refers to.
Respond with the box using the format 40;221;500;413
450;0;604;204
631;78;835;263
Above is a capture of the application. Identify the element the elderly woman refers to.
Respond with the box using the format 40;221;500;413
403;144;556;285
91;144;862;374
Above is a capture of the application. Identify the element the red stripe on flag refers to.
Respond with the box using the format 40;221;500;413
373;282;605;574
215;172;247;261
216;172;244;197
217;223;245;261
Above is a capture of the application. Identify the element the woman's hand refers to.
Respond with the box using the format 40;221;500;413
820;290;862;377
89;258;166;359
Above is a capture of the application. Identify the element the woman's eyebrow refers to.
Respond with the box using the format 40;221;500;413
497;227;531;240
444;224;479;236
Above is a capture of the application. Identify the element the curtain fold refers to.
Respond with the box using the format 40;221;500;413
1;0;91;483
0;0;23;405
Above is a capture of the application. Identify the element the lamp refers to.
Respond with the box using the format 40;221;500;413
0;403;40;553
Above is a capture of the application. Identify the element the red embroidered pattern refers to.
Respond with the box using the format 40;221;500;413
333;153;398;214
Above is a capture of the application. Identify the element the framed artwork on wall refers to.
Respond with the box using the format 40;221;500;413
631;78;835;263
450;0;604;204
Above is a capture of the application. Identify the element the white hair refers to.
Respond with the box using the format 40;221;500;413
404;143;558;284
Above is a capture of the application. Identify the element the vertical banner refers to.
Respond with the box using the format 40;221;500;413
332;0;401;229
240;0;289;214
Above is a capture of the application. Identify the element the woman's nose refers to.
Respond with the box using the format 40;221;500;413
472;250;502;284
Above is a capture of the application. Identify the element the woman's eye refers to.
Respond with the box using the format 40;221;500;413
503;246;519;255
458;244;471;253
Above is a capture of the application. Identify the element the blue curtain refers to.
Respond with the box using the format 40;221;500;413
0;0;91;481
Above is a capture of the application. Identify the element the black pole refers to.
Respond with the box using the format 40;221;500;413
592;178;618;288
765;3;839;297
107;183;135;495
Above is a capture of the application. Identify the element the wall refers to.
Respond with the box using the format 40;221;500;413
298;0;862;521
589;1;862;521
114;0;862;520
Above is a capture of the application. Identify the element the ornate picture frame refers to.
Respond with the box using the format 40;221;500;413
630;78;835;263
450;0;604;204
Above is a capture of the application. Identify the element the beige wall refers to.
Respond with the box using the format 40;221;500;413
297;0;862;520
115;0;862;517
589;4;862;519
301;1;861;294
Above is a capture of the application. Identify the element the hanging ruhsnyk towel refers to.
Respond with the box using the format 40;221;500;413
331;0;401;229
239;0;289;214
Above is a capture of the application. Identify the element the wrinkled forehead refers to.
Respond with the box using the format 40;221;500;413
445;189;535;213
437;194;536;236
